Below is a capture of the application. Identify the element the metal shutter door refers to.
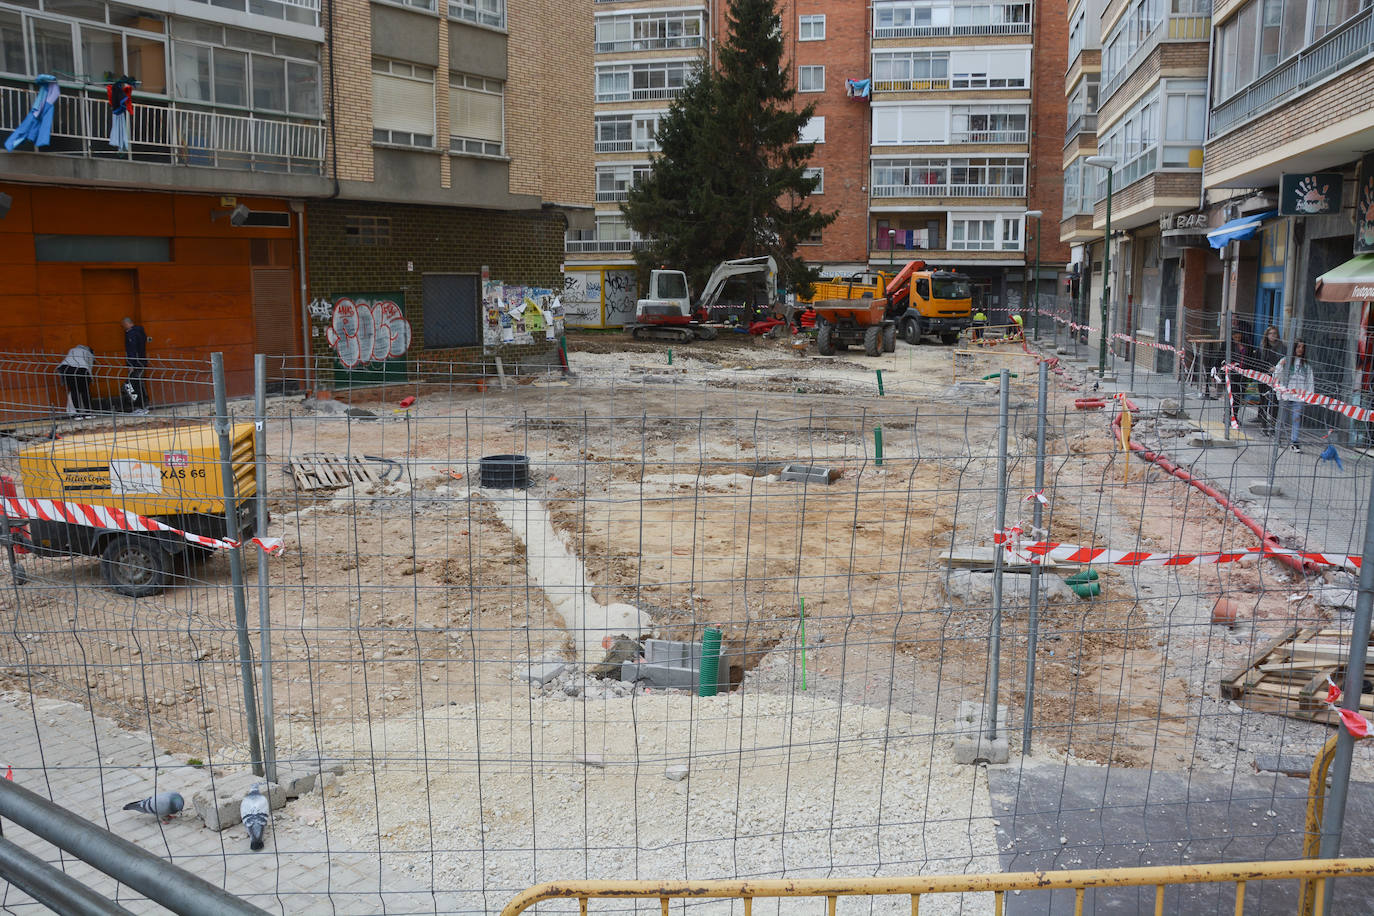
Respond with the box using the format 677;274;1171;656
421;274;480;348
373;73;434;135
252;268;297;356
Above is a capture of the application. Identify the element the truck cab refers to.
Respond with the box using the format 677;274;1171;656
898;269;974;345
635;270;692;324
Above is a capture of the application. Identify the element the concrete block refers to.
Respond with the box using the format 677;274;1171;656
192;772;285;832
779;464;837;485
956;700;1008;732
277;770;317;799
1188;432;1239;448
1255;754;1315;777
520;661;567;687
953;735;1010;765
622;638;731;693
665;764;689;782
1248;481;1283;497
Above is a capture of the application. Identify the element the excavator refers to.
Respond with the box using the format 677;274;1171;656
625;257;776;342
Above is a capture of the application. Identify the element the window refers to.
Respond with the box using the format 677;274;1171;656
345;215;391;245
169;22;318;114
950;49;1029;88
380;0;434;10
1100;0;1164;87
798;64;824;92
595;60;695;102
799;116;825;143
1213;0;1344;103
32;17;76;75
871;157;1025;196
1068;5;1086;61
596;163;652;201
872;50;950;87
872;1;1031;36
450;73;503;156
873;104;948;143
251;55;285;111
803;228;822;244
948;214;1022;251
798;13;825;39
595;11;703;52
372;58;435;148
449;0;504;29
1316;0;1364;39
951;105;1028;142
1093;80;1203;194
595;112;664;152
0;11;25;76
34;235;171;261
803;167;823;194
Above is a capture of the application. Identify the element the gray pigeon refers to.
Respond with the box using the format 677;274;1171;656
240;784;270;851
122;792;184;823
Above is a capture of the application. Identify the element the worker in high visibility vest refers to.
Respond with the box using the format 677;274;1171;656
972;310;987;341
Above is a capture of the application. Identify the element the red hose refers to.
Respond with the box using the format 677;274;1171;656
1112;408;1312;575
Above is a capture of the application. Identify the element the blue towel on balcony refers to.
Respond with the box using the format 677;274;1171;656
5;75;59;152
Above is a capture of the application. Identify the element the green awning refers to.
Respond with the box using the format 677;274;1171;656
1315;253;1374;302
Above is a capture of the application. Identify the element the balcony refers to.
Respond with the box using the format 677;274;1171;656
594;139;659;153
565;239;650;253
0;82;325;175
872;182;1025;198
873;2;1031;38
1210;8;1374;137
1064;111;1097;144
950;128;1028;144
596;36;703;53
595;190;630;202
595;86;686;103
873;78;953;92
1099;14;1210;105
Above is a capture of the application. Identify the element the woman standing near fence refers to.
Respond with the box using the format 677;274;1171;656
1274;340;1314;451
1256;326;1284;433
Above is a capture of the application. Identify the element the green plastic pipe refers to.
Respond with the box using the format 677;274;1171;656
668;348;673;365
875;369;884;396
874;425;884;467
698;627;722;697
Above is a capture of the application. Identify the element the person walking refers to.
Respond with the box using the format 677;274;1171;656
1227;328;1250;426
1274;340;1314;451
1255;325;1284;433
57;344;94;418
971;309;987;341
121;317;149;414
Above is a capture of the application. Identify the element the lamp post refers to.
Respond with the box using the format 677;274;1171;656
1024;210;1042;340
888;228;896;270
1085;156;1118;378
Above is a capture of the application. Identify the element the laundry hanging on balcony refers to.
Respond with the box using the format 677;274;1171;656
845;78;871;99
107;77;135;152
4;75;59;153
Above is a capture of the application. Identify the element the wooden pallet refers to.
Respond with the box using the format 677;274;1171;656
1220;626;1374;726
290;454;389;491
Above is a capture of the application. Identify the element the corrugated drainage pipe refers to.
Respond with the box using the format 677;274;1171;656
698;627;722;698
1111;404;1313;576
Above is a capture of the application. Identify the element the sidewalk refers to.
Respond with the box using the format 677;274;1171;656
1040;331;1374;563
0;692;454;915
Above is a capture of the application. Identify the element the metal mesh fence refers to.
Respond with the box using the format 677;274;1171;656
0;339;1372;913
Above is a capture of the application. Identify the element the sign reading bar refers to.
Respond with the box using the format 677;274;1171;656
1279;172;1343;215
1159;211;1208;233
1357;154;1374;254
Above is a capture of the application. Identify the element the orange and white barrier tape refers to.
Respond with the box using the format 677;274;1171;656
1223;362;1374;424
997;536;1359;571
1;497;283;555
1324;678;1371;739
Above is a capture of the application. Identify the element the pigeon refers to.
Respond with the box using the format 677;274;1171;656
122;792;184;823
240;784;270;851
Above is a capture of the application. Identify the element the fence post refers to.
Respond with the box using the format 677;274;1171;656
212;352;265;778
1022;361;1048;755
1317;468;1374;912
988;369;1010;742
253;355;277;784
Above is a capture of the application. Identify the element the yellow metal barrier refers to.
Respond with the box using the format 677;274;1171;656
501;858;1374;916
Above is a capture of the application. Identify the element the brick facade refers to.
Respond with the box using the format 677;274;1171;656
1098;42;1208;131
1031;0;1071;269
324;0;375;183
1092;170;1202;227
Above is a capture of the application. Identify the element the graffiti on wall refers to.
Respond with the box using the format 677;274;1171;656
483;281;560;346
324;296;412;368
560;269;639;327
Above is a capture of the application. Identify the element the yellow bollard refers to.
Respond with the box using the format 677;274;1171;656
1119;407;1133;486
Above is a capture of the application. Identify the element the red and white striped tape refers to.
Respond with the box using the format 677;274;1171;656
1001;538;1360;571
1;497;283;555
1222;362;1374;424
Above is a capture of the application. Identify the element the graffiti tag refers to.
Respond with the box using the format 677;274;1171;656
325;297;412;368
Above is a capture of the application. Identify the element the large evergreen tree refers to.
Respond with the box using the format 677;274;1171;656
621;0;835;295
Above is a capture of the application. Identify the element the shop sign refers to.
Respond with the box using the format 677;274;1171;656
1357;153;1374;254
1279;172;1343;215
1159;211;1208;233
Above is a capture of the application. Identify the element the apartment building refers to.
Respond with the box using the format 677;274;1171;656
569;0;1069;324
1061;0;1101;328
1202;0;1374;427
0;0;590;397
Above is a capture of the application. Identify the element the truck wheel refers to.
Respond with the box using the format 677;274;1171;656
863;326;882;357
100;535;169;597
940;332;960;346
882;325;897;353
817;323;836;356
902;318;921;345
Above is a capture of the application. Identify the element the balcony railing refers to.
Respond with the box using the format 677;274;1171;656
1210;8;1374;137
873;182;1025;198
1064;111;1097;144
594;139;659;153
595;189;631;202
950;129;1028;144
873;2;1030;38
565;239;650;253
595;36;703;53
870;238;1024;254
1099;14;1210;104
872;78;953;92
0;82;325;175
595;86;687;103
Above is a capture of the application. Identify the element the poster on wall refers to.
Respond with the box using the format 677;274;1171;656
483;280;557;346
1279;172;1343;215
1356;153;1374;254
313;293;411;387
562;270;604;327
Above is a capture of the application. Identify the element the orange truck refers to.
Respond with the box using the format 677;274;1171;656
802;260;974;346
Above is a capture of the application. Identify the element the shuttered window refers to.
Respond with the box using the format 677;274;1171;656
450;73;503;156
372;58;435;148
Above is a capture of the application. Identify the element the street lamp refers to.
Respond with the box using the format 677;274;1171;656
1024;210;1042;340
1084;155;1118;378
888;228;896;270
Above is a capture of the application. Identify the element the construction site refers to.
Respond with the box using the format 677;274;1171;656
0;317;1373;914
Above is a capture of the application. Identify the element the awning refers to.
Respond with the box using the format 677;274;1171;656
1206;210;1277;248
1315;253;1374;302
